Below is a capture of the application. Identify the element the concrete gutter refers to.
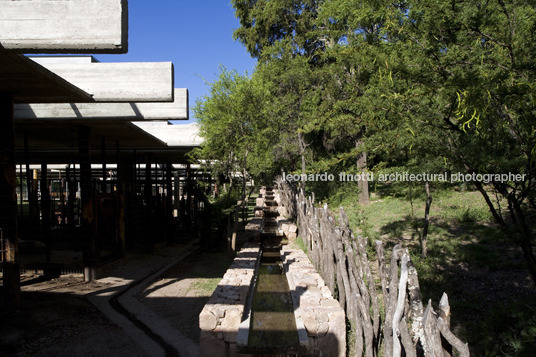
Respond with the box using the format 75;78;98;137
87;242;200;357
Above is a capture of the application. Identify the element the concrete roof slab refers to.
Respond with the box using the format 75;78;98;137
32;61;174;102
0;51;93;103
32;57;173;102
132;122;202;147
15;89;188;120
0;0;128;53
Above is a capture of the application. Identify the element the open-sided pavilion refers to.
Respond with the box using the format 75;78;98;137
0;0;204;308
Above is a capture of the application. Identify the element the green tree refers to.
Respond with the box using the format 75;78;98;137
334;0;536;283
193;67;270;197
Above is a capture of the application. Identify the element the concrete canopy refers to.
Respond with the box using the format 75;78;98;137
0;51;93;103
132;122;202;147
0;0;128;53
32;60;174;102
14;89;188;121
15;120;169;164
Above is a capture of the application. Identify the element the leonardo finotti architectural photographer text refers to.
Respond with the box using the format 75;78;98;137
283;171;527;184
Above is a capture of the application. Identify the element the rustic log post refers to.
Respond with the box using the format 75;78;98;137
393;251;410;357
231;203;239;253
437;317;470;357
439;293;453;357
399;318;417;357
334;231;348;310
355;234;380;339
375;240;389;299
422;300;444;357
407;256;425;350
384;244;403;357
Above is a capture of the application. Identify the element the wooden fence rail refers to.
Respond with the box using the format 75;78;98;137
276;179;469;357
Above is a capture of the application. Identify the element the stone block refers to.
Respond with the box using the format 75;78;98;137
221;309;242;342
321;299;341;308
199;309;218;331
287;232;297;240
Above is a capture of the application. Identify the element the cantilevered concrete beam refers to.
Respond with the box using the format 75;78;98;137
132;122;202;147
31;61;174;102
0;51;93;103
0;0;128;53
15;89;188;120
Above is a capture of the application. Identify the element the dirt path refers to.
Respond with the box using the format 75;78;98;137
0;289;147;357
136;250;233;344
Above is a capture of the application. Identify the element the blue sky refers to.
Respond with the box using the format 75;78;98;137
98;1;257;124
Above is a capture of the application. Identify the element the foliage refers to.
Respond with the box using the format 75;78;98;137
193;0;536;285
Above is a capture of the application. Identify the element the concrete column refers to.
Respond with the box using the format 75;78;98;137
185;162;192;231
117;155;134;257
101;136;107;194
165;162;173;244
144;154;153;250
23;130;34;219
79;126;96;282
0;92;20;309
40;164;51;264
66;164;76;230
173;170;180;213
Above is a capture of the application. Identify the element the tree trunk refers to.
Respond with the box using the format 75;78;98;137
356;136;369;205
511;198;536;286
474;181;505;226
297;131;307;190
421;181;432;258
242;149;249;199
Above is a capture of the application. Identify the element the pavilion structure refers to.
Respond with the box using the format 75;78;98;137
0;0;204;308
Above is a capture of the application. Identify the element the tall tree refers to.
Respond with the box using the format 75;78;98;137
348;0;536;283
232;0;325;60
193;67;270;197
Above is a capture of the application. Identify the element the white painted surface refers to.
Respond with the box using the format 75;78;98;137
0;0;127;53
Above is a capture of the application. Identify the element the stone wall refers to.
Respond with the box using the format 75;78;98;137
281;246;346;357
273;188;298;240
199;242;261;357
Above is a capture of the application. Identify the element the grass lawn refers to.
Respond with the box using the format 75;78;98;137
323;182;536;356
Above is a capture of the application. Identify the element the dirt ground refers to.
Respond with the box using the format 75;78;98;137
136;250;233;343
0;288;147;357
0;245;235;356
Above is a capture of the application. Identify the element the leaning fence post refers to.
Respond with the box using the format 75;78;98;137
231;202;241;253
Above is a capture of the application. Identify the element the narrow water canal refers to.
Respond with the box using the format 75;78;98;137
248;248;299;351
246;187;301;355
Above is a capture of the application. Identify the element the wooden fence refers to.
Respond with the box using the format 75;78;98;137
277;179;470;357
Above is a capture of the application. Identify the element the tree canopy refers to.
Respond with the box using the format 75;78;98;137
194;0;536;284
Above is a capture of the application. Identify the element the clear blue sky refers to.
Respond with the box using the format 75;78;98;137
98;1;257;124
